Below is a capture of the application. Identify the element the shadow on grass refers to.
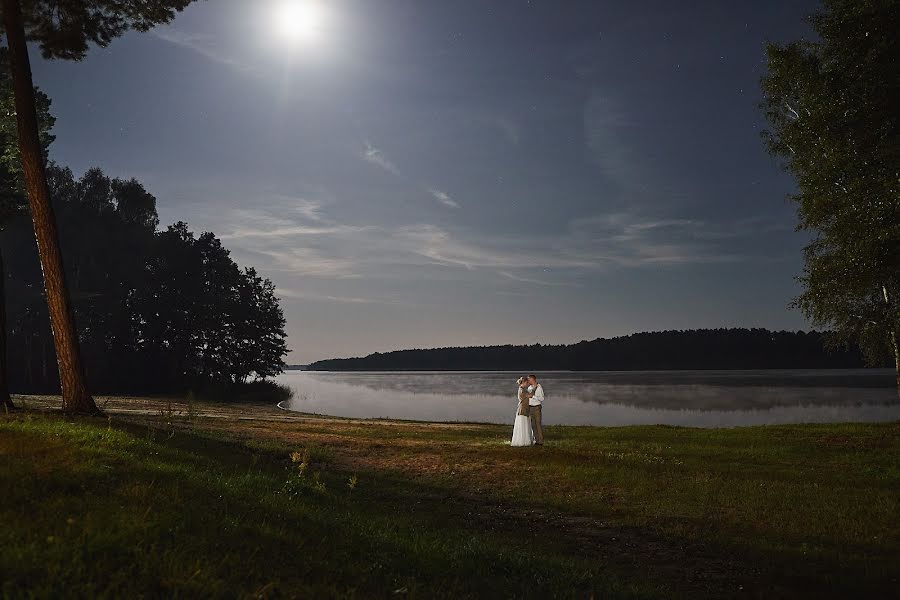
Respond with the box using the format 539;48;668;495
1;414;633;598
127;416;900;598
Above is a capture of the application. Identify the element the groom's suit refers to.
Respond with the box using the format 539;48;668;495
528;384;545;444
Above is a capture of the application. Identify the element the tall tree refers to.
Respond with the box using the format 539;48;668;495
760;0;900;397
0;45;53;409
0;0;194;412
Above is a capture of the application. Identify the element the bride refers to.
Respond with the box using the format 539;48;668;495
510;376;534;447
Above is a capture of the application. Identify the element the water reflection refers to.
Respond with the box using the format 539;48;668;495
276;370;900;427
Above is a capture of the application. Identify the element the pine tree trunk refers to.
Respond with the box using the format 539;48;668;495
0;249;13;409
1;0;98;414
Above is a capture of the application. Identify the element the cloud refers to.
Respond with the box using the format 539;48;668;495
285;197;326;222
276;288;382;304
152;28;252;72
218;203;365;277
563;213;749;266
362;141;401;176
493;116;521;145
247;246;361;278
428;188;460;209
218;196;783;294
360;140;462;209
221;223;370;240
498;271;579;287
393;224;595;271
583;92;641;188
220;200;371;240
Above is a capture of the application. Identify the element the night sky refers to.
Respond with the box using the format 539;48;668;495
31;0;821;363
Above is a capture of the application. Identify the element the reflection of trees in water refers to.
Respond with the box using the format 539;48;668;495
304;370;897;411
282;373;900;426
566;384;893;410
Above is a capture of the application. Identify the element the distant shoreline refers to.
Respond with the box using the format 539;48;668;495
300;366;887;373
305;328;877;373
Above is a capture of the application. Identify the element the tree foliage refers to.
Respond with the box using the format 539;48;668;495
1;165;288;393
0;46;53;223
760;0;900;390
2;0;194;59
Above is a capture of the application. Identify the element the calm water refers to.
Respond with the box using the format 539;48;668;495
276;369;900;427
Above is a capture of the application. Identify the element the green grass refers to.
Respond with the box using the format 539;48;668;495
1;409;899;598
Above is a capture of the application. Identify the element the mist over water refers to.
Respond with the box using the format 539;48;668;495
276;369;900;427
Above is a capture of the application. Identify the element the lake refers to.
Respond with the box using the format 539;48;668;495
276;369;900;428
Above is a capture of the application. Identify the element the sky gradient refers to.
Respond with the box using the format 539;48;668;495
31;0;820;363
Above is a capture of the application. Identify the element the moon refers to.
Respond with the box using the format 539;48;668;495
273;1;323;43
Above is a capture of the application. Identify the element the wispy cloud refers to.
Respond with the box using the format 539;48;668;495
276;288;383;304
492;115;521;145
563;213;750;266
220;198;782;292
428;188;460;209
220;200;369;240
221;223;370;240
361;139;463;210
152;28;252;72
583;92;641;188
247;246;361;278
362;141;401;176
394;224;595;271
498;271;579;287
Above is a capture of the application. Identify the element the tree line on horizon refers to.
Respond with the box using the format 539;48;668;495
307;328;873;372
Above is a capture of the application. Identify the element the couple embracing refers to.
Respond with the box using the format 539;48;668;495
511;374;544;447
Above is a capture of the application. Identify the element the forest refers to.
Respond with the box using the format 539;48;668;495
308;328;870;372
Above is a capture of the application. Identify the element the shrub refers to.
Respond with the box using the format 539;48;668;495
192;380;294;404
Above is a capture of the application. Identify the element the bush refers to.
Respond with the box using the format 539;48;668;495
192;380;294;404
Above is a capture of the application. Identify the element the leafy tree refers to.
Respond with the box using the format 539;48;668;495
2;166;289;394
131;224;287;389
231;268;288;383
760;0;900;397
0;0;195;413
0;46;54;409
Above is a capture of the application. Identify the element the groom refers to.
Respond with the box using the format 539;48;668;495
527;374;545;445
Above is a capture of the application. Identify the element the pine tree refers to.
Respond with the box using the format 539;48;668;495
0;0;195;412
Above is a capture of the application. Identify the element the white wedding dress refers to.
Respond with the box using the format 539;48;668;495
510;388;534;447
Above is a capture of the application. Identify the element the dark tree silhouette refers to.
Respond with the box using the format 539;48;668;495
0;0;194;412
1;165;289;394
761;0;900;397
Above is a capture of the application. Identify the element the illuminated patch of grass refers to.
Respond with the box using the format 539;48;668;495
3;410;899;598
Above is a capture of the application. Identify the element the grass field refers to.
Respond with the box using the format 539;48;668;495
1;397;898;598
